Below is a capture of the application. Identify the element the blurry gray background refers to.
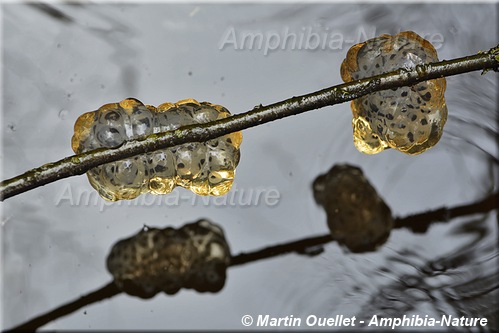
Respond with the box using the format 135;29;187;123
1;3;497;330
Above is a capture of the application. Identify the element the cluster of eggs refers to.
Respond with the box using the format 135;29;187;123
341;31;448;155
72;98;242;201
106;219;231;298
313;164;393;252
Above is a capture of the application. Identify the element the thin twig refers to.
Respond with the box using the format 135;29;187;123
1;45;498;201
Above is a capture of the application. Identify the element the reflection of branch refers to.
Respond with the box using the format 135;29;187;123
394;192;498;233
28;3;74;23
2;46;498;201
4;282;119;332
229;234;333;267
5;192;498;331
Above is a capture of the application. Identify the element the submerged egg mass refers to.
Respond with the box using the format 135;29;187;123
72;98;242;201
341;31;448;155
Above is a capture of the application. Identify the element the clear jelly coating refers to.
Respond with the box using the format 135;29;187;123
313;164;393;252
106;220;231;298
72;98;242;201
341;31;447;155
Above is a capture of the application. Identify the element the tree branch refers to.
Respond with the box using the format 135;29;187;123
1;45;498;201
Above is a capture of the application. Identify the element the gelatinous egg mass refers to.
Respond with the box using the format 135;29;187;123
313;164;393;252
106;219;231;298
341;31;448;155
72;98;242;201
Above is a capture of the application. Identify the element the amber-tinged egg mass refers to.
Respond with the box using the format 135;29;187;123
341;31;448;155
72;98;242;201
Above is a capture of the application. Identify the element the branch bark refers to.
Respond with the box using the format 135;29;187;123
1;45;498;201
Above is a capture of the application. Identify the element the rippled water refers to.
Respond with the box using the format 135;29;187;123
1;3;497;330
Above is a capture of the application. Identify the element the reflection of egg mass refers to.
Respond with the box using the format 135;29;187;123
313;164;393;253
106;219;231;298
